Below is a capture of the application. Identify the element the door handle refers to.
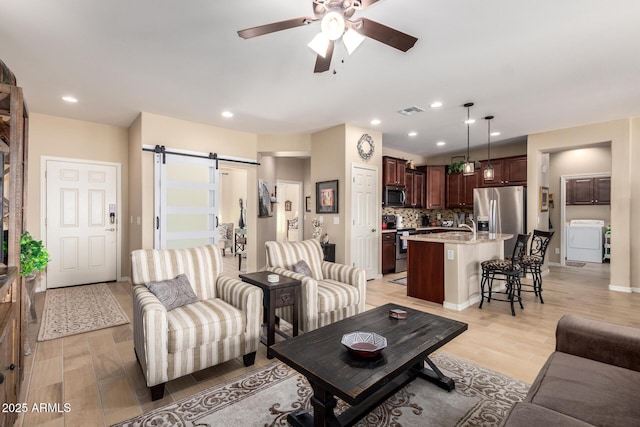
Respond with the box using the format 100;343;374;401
371;228;376;232
105;228;115;232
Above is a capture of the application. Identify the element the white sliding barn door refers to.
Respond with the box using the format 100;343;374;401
46;160;118;288
154;153;220;249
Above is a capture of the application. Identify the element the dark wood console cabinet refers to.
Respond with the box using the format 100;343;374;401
382;233;396;274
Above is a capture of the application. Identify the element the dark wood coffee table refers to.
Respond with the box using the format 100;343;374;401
239;271;301;358
268;303;467;427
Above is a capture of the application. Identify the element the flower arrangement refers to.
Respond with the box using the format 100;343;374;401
312;218;323;240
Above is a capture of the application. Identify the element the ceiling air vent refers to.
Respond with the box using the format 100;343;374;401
397;106;425;116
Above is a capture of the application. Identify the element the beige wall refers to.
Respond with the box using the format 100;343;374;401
219;167;248;227
28;113;129;288
381;146;428;166
528;119;638;291
128;114;142;269
258;133;311;155
424;140;527;165
311;125;347;261
548;146;612;263
345;124;383;269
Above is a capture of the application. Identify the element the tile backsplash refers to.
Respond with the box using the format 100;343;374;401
382;207;473;228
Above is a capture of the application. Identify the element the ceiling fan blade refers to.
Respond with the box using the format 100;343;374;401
358;18;418;52
314;40;335;73
359;0;381;8
238;17;317;39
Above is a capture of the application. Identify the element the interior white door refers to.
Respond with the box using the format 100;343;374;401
351;165;378;280
46;160;118;288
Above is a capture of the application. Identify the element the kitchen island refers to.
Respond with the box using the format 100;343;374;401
403;232;513;311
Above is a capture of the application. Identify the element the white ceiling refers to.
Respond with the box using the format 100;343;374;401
1;0;640;157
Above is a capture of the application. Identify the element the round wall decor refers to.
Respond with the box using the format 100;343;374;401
357;134;375;161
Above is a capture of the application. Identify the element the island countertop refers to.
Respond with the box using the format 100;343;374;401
403;232;514;245
404;232;513;311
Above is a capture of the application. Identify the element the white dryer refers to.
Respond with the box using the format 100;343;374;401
566;219;604;263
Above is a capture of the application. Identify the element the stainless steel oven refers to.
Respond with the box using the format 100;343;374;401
395;228;416;273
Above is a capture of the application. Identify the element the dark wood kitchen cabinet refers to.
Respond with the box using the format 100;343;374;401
566;176;610;205
418;165;446;209
383;156;406;187
446;170;481;208
382;232;396;274
404;170;424;208
480;155;527;187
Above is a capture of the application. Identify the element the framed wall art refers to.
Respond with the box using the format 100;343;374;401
539;186;549;212
316;180;338;214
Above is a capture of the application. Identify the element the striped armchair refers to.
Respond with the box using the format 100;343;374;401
130;245;262;401
265;239;366;333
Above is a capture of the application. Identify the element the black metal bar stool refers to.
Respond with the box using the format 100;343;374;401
479;234;531;316
520;230;554;303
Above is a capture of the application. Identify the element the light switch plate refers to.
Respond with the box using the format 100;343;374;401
447;250;454;260
333;216;339;225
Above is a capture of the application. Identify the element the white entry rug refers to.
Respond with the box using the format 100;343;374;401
113;352;529;427
37;283;129;341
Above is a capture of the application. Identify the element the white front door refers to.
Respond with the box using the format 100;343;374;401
46;160;118;288
351;164;378;280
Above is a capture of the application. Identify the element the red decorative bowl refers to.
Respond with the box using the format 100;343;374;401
341;331;387;358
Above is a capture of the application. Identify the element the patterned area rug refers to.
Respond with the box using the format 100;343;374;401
38;283;129;341
390;276;407;285
566;261;587;267
113;352;529;427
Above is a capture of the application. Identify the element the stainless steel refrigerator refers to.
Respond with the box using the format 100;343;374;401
474;186;526;256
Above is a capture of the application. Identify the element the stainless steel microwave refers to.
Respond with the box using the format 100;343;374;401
383;186;406;207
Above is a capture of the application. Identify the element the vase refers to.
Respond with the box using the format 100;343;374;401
238;199;246;229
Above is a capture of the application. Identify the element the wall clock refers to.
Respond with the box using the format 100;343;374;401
357;134;375;161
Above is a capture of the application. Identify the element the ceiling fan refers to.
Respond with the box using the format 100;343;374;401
237;0;418;73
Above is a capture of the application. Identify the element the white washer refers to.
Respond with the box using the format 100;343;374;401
566;219;604;263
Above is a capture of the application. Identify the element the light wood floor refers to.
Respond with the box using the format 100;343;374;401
18;260;638;426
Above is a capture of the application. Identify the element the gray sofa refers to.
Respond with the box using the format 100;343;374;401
502;315;640;426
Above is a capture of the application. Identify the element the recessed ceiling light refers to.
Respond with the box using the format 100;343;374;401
436;141;446;146
62;96;78;103
408;131;418;137
370;119;381;125
491;131;501;136
221;111;234;118
430;101;443;108
464;118;476;125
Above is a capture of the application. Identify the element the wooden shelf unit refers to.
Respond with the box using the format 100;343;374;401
0;81;29;427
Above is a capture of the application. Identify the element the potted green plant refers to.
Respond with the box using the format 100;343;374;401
447;160;466;174
19;231;50;279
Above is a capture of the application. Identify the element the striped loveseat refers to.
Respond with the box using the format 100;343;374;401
130;245;262;400
265;239;366;333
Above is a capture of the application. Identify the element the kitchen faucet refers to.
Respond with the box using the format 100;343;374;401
459;219;477;240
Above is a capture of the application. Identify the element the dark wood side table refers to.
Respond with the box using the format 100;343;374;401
321;243;335;262
239;271;301;359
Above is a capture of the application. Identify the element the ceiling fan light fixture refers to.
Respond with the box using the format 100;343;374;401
343;28;365;55
308;32;330;57
321;11;345;40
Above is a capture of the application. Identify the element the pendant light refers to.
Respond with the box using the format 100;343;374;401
484;115;495;181
462;102;475;176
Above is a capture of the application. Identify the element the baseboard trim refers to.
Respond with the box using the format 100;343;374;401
609;284;633;293
443;294;481;312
